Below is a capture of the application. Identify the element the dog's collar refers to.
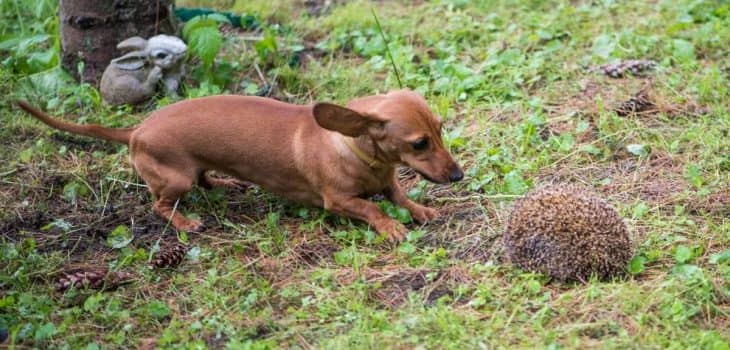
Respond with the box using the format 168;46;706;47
343;137;386;169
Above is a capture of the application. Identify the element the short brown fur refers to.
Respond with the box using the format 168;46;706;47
17;90;463;241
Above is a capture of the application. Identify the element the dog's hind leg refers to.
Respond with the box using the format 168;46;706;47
132;153;203;232
198;171;250;191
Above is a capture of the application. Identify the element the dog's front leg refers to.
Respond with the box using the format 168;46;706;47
385;175;439;224
323;194;408;242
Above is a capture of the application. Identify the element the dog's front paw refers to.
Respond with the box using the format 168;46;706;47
375;220;408;242
410;205;439;224
214;178;250;191
176;219;205;233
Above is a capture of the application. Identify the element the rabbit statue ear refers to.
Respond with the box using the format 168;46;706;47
110;51;148;71
117;36;147;52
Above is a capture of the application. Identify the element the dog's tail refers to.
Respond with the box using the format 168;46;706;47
16;101;135;145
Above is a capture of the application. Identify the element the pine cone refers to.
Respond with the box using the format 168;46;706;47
151;244;188;269
598;59;656;78
615;89;654;116
55;268;134;292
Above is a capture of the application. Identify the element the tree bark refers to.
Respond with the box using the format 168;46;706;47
59;0;176;85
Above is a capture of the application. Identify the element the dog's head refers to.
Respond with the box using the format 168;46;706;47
313;90;463;184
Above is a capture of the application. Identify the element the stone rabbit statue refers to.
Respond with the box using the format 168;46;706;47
100;35;187;105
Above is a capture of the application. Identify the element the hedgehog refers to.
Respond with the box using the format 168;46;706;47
503;185;632;282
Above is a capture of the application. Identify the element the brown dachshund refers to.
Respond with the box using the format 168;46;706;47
17;90;462;241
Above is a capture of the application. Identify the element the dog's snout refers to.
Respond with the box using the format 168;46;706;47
449;168;464;182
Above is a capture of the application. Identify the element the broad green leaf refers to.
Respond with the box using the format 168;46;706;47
62;181;89;203
672;39;695;62
378;201;413;224
685;164;703;187
592;34;615;59
398;242;417;254
407;181;427;200
18;147;33;163
26;48;58;73
580;144;601;155
182;15;220;41
626;143;649;157
187;246;201;261
576;120;591;133
498;48;522;65
34;322;56;341
710;250;730;264
177;230;189;243
672;264;704;280
628;255;646;275
504;170;528;195
255;30;279;61
0;35;21;50
83;293;103;312
334;246;356;266
406;229;425;242
15;34;50;52
20;66;75;100
240;14;260;29
674;245;693;264
146;300;171;319
527;279;542;294
41;219;73;232
106;225;134;249
394;207;412;224
632;201;649;219
188;26;222;67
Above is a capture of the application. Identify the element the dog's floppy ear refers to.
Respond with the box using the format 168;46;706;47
313;103;385;137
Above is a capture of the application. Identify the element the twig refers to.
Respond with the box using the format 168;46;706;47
240;35;265;41
434;194;524;203
372;9;403;88
253;61;267;84
0;168;18;177
0;179;50;190
105;176;148;188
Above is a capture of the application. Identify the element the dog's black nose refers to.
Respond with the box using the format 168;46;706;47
449;168;464;182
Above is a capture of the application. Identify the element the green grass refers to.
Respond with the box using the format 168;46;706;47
1;0;730;348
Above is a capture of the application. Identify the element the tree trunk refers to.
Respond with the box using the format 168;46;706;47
59;0;176;85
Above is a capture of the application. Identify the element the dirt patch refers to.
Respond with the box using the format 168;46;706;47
538;152;687;208
303;0;334;16
251;232;339;284
254;256;290;282
423;265;473;304
549;292;641;340
687;189;730;215
337;266;428;308
290;238;339;267
1;183;169;257
290;43;329;69
544;77;710;125
335;265;473;308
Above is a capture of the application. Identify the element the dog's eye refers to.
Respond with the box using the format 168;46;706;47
411;138;429;151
